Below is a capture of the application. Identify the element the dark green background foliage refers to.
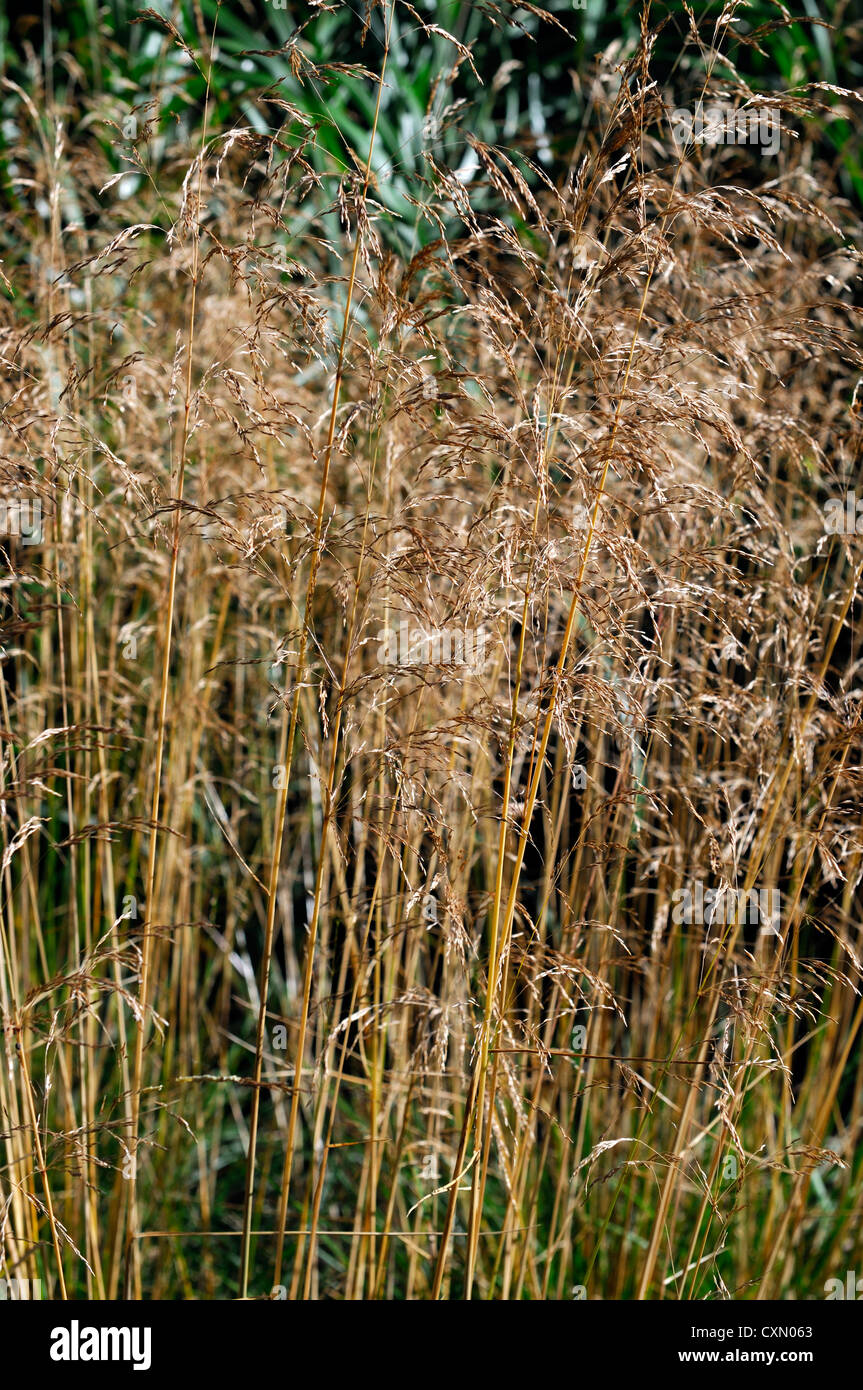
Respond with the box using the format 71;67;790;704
1;2;861;206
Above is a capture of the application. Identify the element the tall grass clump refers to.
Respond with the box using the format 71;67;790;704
1;0;862;1299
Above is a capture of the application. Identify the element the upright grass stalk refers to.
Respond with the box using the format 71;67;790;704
124;24;217;1297
240;0;395;1297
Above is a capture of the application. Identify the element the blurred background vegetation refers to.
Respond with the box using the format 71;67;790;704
1;1;861;220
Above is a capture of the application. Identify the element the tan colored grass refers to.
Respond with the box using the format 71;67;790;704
1;2;862;1301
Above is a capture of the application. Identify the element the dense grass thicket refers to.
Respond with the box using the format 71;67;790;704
1;0;862;1300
